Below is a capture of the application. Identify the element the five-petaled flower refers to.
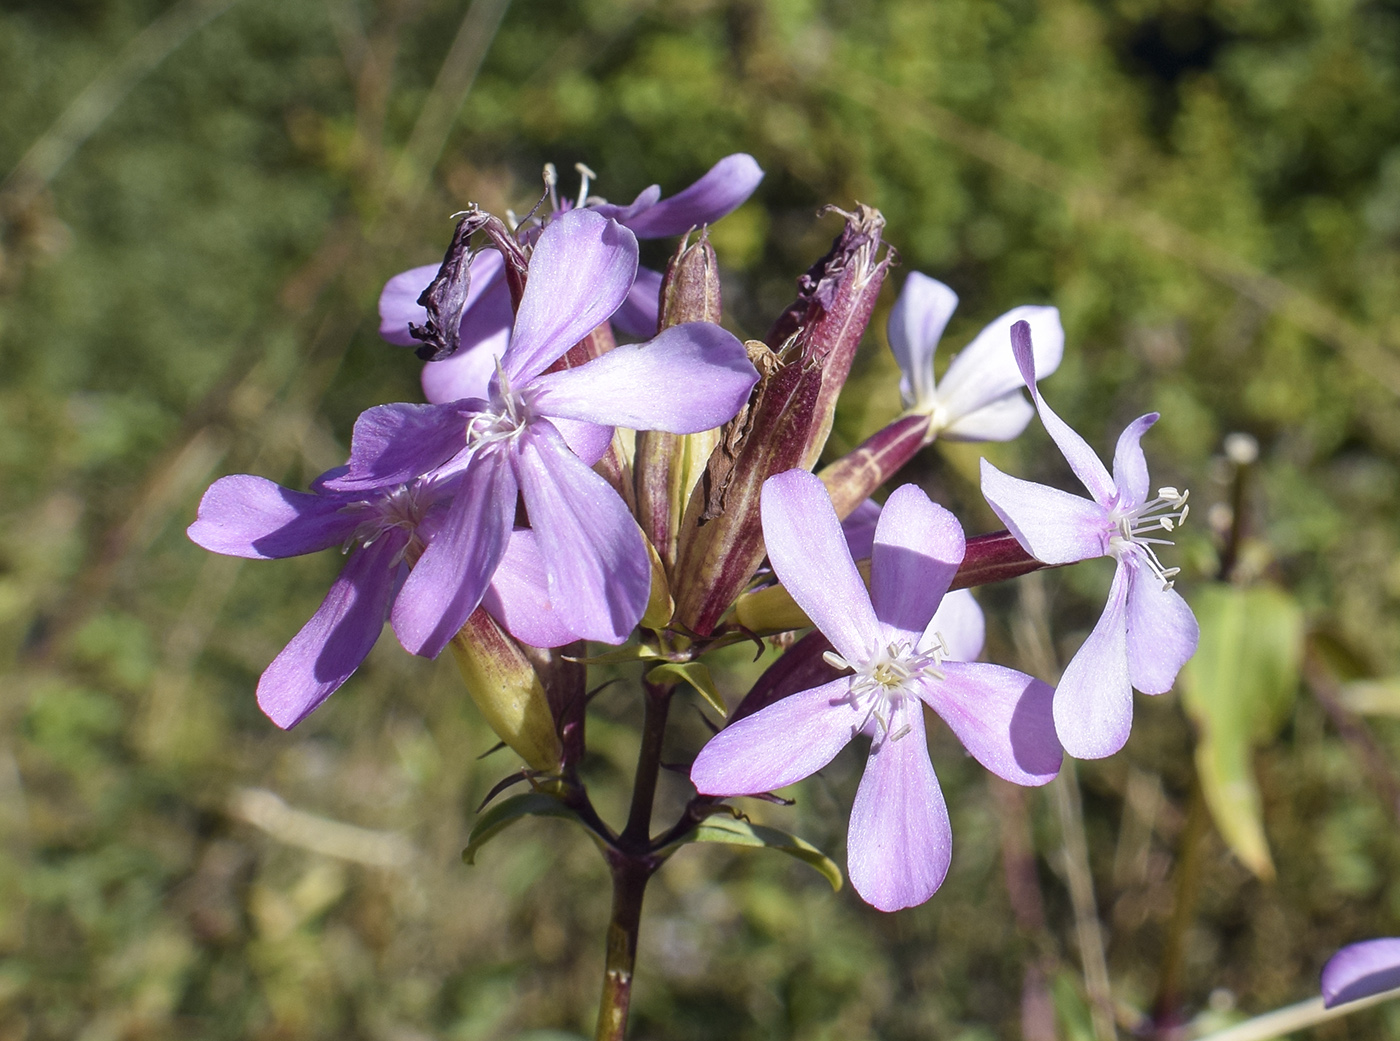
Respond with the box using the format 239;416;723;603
980;320;1200;760
691;469;1062;912
888;271;1064;441
379;154;764;403
324;207;759;657
187;471;447;727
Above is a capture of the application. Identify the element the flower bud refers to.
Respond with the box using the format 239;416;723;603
816;412;932;521
635;230;724;570
450;607;562;773
671;206;892;635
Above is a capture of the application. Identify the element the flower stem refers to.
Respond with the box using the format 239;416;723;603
595;854;652;1041
594;680;674;1040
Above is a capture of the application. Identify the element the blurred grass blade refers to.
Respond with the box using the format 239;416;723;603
1180;584;1305;880
1341;677;1400;717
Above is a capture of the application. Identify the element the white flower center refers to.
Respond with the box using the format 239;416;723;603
467;359;532;450
343;482;435;563
1107;486;1191;590
823;634;949;742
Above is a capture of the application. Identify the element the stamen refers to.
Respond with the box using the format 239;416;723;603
542;163;559;211
823;650;852;672
1108;486;1192;590
574;163;597;209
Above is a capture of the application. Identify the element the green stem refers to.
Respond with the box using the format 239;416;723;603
1154;778;1209;1031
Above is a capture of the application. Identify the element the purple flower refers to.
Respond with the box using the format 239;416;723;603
188;472;448;727
980;321;1200;760
1322;938;1400;1008
691;470;1061;912
888;272;1064;441
379;154;765;400
332;208;759;657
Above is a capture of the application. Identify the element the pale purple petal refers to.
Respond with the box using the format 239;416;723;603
1322;938;1400;1008
980;459;1109;565
847;711;952;911
619;154;764;238
918;662;1062;786
1011;321;1116;505
887;272;958;407
378;249;507;347
1111;413;1159;511
257;530;407;728
869;485;965;640
841;498;882;560
761;470;881;665
514;421;649;643
501;210;638;384
589;184;662;224
323;402;470;491
922;588;985;662
391;448;517;658
525;322;756;433
1125;558;1199;694
188;475;358;559
421;336;503;404
1054;560;1133;759
691;678;856;795
550;418;615;466
937;305;1063;422
938;390;1035;442
481;528;581;648
610;266;663;339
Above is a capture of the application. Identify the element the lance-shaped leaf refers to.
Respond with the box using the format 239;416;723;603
646;661;726;718
663;810;842;890
671;207;892;635
450;608;563;774
463;792;586;865
1179;583;1305;879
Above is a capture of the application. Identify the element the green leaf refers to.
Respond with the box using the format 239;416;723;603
670;810;842;890
463;792;581;865
646;661;727;718
1179;583;1305;880
565;645;664;666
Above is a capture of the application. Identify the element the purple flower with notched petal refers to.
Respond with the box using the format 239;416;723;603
1322;938;1400;1008
980;320;1200;760
888;271;1064;441
188;472;450;728
380;154;765;401
691;470;1062;912
332;207;759;658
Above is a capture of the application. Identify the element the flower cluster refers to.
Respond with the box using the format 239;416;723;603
190;156;1200;914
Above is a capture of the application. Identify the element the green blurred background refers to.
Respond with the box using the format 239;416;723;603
3;0;1400;1037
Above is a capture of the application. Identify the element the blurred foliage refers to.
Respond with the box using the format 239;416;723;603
2;0;1400;1038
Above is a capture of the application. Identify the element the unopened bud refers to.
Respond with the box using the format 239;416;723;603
636;231;726;568
450;607;562;773
817;412;932;521
671;206;892;635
